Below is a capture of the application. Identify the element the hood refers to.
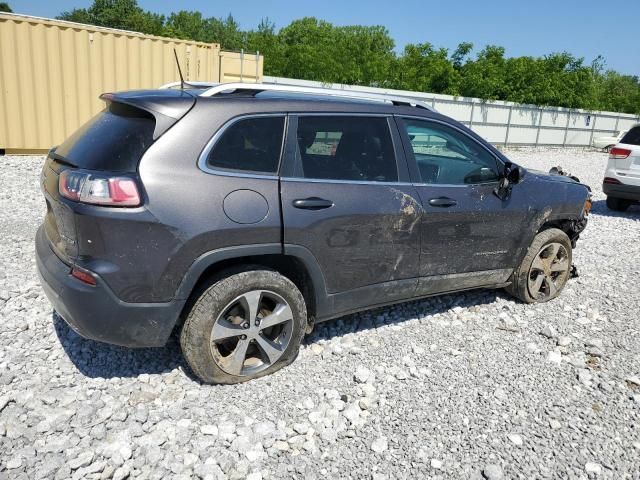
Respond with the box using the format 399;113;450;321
526;166;591;191
527;169;577;183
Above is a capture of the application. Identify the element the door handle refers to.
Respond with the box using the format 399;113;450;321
292;197;334;210
428;197;457;207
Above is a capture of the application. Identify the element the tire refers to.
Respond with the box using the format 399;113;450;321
606;196;631;212
180;267;307;384
506;228;572;304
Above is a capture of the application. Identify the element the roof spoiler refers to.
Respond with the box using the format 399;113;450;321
99;90;196;139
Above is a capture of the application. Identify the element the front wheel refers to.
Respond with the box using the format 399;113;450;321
506;228;572;303
180;268;307;384
606;196;631;212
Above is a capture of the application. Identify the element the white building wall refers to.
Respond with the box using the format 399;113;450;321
264;76;640;147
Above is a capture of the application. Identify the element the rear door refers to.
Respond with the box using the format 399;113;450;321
280;114;422;313
396;117;531;293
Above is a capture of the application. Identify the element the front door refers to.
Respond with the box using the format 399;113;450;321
280;115;422;315
396;117;531;293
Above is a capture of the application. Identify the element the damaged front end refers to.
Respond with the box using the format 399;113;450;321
546;166;592;278
548;164;592;245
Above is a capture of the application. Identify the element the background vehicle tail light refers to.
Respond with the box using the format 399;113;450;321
59;170;141;207
609;147;631;159
603;177;621;184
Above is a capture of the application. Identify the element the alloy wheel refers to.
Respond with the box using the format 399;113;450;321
527;242;570;300
209;290;294;376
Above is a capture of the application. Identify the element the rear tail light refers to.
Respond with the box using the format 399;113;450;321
603;177;621;184
59;170;141;207
609;147;631;159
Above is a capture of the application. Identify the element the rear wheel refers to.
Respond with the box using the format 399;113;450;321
506;228;572;303
180;268;307;384
606;196;631;212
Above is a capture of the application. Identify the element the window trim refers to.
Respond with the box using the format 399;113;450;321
282;113;405;184
397;115;504;187
197;113;287;179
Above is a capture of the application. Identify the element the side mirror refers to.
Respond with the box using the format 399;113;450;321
493;162;524;200
506;164;523;184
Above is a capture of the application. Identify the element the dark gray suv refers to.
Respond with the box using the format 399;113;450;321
36;83;591;384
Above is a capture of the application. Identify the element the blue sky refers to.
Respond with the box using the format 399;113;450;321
10;0;640;76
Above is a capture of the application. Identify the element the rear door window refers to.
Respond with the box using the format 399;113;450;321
55;103;156;172
205;116;285;174
294;116;398;182
620;126;640;146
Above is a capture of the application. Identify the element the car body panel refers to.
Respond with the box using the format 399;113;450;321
281;178;422;294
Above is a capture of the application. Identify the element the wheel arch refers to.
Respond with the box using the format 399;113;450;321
175;244;328;325
537;216;586;248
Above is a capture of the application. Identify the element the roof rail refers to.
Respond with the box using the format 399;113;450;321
159;81;220;89
198;82;436;111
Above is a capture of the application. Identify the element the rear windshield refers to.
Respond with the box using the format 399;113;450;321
54;103;155;172
620;126;640;146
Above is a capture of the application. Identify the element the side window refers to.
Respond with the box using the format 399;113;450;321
295;116;398;182
206;116;285;174
620;126;640;146
401;118;500;185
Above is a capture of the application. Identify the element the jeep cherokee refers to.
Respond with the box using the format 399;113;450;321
36;83;591;384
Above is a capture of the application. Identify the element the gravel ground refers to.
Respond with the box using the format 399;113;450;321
0;148;639;480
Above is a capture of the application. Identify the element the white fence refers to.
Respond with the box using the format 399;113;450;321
264;76;640;147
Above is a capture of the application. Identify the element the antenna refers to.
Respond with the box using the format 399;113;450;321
173;48;185;89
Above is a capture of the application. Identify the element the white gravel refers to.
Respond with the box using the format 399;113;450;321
0;148;639;479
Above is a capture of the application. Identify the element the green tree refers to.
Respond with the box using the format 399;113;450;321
459;45;508;99
394;42;460;94
246;18;285;76
0;2;12;12
334;25;395;86
164;11;209;41
276;18;341;82
596;71;640;114
211;14;245;50
451;42;473;69
274;18;395;85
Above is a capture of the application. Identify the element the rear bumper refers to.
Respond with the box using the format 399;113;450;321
603;182;640;201
36;225;185;347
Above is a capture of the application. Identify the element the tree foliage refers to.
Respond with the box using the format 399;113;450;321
56;0;640;114
59;0;165;36
0;2;12;13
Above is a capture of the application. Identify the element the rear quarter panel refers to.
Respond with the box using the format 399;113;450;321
136;100;283;302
